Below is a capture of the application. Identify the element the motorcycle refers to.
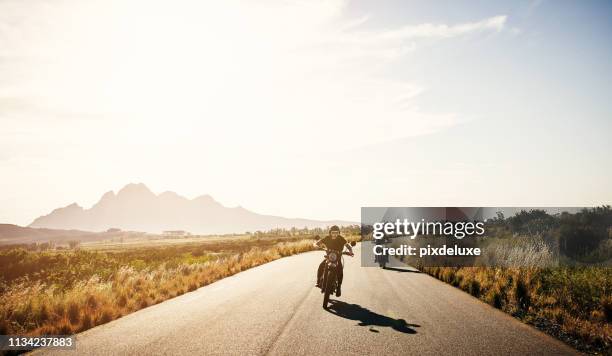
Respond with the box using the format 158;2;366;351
375;252;388;269
374;237;389;269
320;241;356;309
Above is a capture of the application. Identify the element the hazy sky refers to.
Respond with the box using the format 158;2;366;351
1;0;611;226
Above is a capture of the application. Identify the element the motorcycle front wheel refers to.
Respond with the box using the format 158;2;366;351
322;269;336;309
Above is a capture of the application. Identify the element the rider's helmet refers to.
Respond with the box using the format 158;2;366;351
329;225;340;234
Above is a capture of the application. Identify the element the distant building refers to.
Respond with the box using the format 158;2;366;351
163;230;190;236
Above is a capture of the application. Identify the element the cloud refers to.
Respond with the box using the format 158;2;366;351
378;15;507;40
0;0;509;153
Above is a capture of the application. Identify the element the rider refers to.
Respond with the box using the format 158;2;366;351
314;225;354;297
374;233;389;264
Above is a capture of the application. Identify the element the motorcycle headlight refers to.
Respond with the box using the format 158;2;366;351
328;252;338;262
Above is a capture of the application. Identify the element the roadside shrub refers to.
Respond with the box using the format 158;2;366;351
67;302;80;324
86;295;98;309
452;274;462;287
468;279;481;298
0;320;8;334
97;309;113;324
80;314;92;331
36;303;50;324
602;296;612;323
442;269;455;284
486;289;503;309
514;278;531;311
56;320;73;335
117;294;128;308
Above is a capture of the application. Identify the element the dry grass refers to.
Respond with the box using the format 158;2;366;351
479;237;556;267
0;236;357;336
422;266;611;354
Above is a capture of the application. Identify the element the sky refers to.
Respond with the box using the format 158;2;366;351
1;0;611;226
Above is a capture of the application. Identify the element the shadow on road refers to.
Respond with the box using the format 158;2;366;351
325;300;420;334
383;267;421;273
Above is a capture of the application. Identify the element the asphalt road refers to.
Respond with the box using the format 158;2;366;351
37;245;577;355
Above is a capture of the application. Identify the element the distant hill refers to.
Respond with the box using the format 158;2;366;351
0;224;97;245
29;183;352;234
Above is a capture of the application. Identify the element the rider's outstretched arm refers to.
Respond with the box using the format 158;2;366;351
313;235;324;248
345;242;354;255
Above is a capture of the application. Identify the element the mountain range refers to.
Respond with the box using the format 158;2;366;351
28;183;351;234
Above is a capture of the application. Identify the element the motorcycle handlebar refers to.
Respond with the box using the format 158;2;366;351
322;248;354;256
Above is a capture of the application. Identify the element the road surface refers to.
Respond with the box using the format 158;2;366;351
37;245;577;355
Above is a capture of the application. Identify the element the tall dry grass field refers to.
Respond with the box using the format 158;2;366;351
0;234;359;337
